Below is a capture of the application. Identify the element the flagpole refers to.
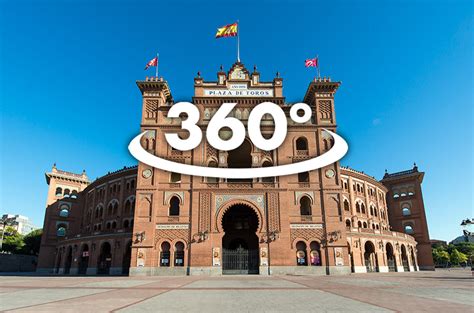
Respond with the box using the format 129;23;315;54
156;53;159;78
317;55;320;78
237;20;240;62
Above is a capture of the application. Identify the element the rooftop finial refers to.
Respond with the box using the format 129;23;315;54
220;65;223;71
197;71;201;78
253;65;257;72
276;71;280;78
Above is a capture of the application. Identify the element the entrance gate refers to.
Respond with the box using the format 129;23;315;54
222;247;259;275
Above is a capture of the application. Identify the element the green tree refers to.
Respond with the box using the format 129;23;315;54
21;229;42;255
450;248;468;265
453;242;474;256
1;226;24;253
432;248;449;266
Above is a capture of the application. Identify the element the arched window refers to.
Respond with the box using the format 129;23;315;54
70;190;78;199
361;203;366;214
106;222;111;230
227;139;252;183
107;203;113;216
174;242;185;266
63;189;70;197
130;180;135;189
55;187;63;196
160;242;171;267
206;161;218;183
323;138;329;150
402;206;411;216
170;172;181;183
345;219;351;228
344;200;350;211
113;202;118;215
370;206;374;215
261;161;274;183
356;203;361;213
393;192;400;198
358;221;362;228
363;222;368;228
124;198;135;215
404;224;414;234
123;220;129;228
59;208;69;218
298;172;310;183
124;200;131;215
112;221;117;229
296;137;308;150
169;196;180;216
299;196;312;216
310;241;322;266
57;225;66;237
296;241;307;266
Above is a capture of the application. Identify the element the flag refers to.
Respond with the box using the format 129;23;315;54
215;22;238;38
305;58;318;67
144;57;158;70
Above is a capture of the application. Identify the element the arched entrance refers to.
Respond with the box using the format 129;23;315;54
78;244;90;275
122;241;132;275
64;246;72;274
97;242;112;275
386;243;397;272
364;241;378;272
221;203;259;274
401;245;410;272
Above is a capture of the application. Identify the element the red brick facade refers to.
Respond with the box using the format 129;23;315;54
37;63;432;275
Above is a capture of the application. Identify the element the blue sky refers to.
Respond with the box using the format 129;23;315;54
0;0;472;241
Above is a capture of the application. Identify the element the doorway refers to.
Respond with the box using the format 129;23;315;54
221;204;259;274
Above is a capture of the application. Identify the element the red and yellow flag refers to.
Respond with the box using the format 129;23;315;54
215;22;238;39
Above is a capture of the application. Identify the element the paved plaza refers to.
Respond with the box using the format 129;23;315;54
0;269;472;312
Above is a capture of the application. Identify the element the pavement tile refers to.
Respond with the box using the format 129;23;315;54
118;289;392;313
9;288;165;313
0;287;112;311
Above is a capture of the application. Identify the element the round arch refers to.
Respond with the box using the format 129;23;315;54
215;200;263;234
295;193;315;205
164;193;184;205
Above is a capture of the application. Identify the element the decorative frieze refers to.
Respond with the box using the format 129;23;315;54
215;194;265;212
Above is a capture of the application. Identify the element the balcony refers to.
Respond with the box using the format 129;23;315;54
296;150;309;156
346;227;416;242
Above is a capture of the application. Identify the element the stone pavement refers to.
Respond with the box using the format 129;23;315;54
0;269;472;312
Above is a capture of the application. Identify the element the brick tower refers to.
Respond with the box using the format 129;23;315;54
381;164;434;270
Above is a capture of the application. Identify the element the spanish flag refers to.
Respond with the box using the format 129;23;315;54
215;22;238;39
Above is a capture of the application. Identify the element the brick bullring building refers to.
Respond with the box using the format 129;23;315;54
37;62;434;275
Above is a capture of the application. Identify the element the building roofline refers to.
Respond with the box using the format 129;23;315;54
340;166;387;191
